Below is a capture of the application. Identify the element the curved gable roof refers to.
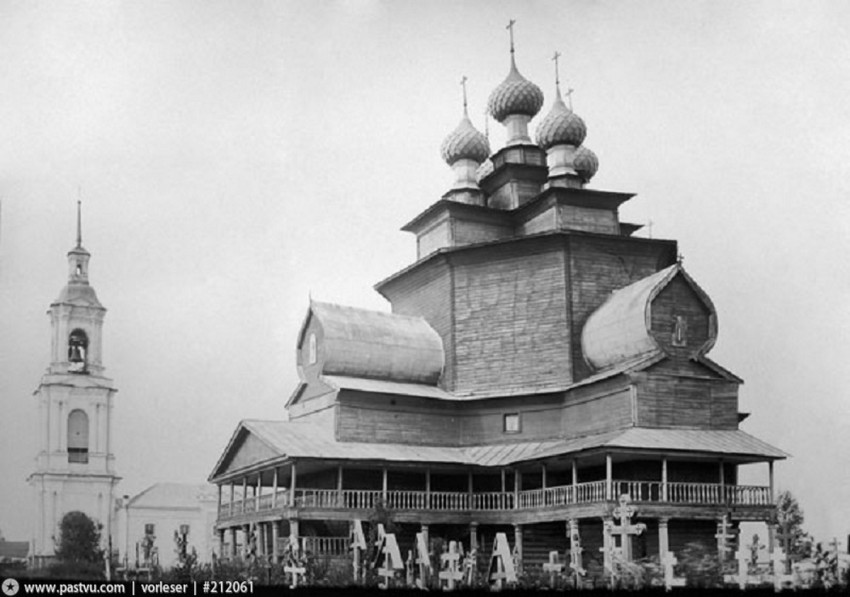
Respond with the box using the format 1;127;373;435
298;300;444;385
581;264;717;371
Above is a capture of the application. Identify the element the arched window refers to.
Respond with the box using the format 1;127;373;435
68;409;89;463
308;334;317;365
68;329;88;373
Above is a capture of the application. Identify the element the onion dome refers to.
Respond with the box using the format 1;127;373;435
535;93;587;150
440;114;491;165
574;145;599;182
487;58;544;123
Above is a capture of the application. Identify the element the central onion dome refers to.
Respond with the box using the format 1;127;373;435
535;92;587;150
487;59;544;123
440;114;490;165
574;145;599;182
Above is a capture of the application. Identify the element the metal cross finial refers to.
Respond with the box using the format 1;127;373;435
76;197;83;249
677;252;685;265
506;19;516;54
460;75;469;116
552;51;561;88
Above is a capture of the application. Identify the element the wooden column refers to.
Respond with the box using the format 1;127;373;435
768;461;775;502
661;457;668;502
605;454;613;501
426;469;431;509
514;469;521;509
271;521;280;563
659;518;670;557
289;463;297;507
290;518;300;554
255;475;262;512
242;524;250;558
257;523;265;557
229;527;238;559
469;522;479;552
382;467;388;502
468;471;474;507
719;460;725;503
242;477;248;514
272;467;279;509
513;524;523;574
218;529;225;559
229;483;235;517
217;485;223;518
541;464;547;489
571;459;578;504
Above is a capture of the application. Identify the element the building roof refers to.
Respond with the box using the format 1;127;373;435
581;264;717;370
299;301;444;385
209;419;787;481
128;482;217;509
0;541;29;560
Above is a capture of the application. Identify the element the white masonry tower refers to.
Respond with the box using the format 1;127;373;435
28;202;119;566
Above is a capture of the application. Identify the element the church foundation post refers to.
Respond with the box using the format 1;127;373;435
271;521;280;563
658;518;669;557
229;527;237;559
470;522;478;552
257;523;265;558
242;524;250;559
513;524;523;575
218;529;225;560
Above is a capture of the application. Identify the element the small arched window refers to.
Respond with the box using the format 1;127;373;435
308;334;317;365
68;329;88;372
68;409;89;463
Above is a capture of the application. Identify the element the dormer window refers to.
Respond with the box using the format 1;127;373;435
504;413;521;434
68;329;89;373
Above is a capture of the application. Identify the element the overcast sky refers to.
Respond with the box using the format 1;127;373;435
1;0;849;544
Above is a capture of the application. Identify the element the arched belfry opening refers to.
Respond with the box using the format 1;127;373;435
68;329;88;373
67;409;89;463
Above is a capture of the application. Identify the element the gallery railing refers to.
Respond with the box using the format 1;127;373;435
219;480;771;518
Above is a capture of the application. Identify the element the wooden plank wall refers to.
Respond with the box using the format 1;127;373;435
336;392;461;445
635;374;739;430
452;244;571;394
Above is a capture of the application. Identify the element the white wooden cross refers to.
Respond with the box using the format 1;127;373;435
414;531;430;589
611;495;646;561
283;536;306;589
714;514;735;562
660;551;686;590
569;524;585;584
734;543;751;589
374;528;404;590
487;532;517;589
542;550;564;587
771;547;793;590
405;549;415;588
350;519;366;583
463;547;477;586
439;540;464;591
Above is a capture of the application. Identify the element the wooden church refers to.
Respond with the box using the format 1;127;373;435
208;30;786;581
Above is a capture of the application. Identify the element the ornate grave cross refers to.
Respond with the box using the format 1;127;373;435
568;533;585;588
283;536;306;589
414;531;431;588
660;551;686;590
611;494;647;561
463;547;477;586
439;541;464;591
734;542;752;590
374;528;404;589
771;547;793;591
350;519;366;583
542;550;564;587
714;515;736;562
487;532;517;589
405;550;415;588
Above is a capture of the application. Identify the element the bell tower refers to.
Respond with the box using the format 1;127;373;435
28;202;120;566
